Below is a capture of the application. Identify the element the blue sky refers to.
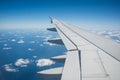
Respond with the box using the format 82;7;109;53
0;0;120;29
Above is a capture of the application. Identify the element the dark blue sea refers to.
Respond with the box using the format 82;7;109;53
0;28;120;80
0;28;66;80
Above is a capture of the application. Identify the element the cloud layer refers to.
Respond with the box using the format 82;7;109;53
92;30;120;43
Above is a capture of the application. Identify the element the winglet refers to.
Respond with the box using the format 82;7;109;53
49;16;53;23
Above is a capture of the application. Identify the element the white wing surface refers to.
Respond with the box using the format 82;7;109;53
38;17;120;80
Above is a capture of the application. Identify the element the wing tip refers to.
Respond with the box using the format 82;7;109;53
49;16;54;23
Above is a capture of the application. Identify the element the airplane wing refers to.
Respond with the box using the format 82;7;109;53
37;17;120;80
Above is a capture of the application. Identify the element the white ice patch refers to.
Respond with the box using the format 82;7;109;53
4;64;18;72
36;59;55;67
3;47;12;50
15;58;30;67
18;39;24;44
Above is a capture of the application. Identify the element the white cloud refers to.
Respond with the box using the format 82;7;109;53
44;35;53;41
104;35;111;39
4;44;8;46
0;40;7;43
4;64;18;72
97;31;107;35
15;58;30;67
0;34;4;37
11;39;16;42
43;35;59;46
116;40;120;43
33;56;37;58
43;42;56;46
92;30;120;43
36;35;46;38
30;41;35;44
28;48;34;51
36;59;55;67
3;47;12;50
40;44;43;46
35;35;41;38
17;39;24;44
